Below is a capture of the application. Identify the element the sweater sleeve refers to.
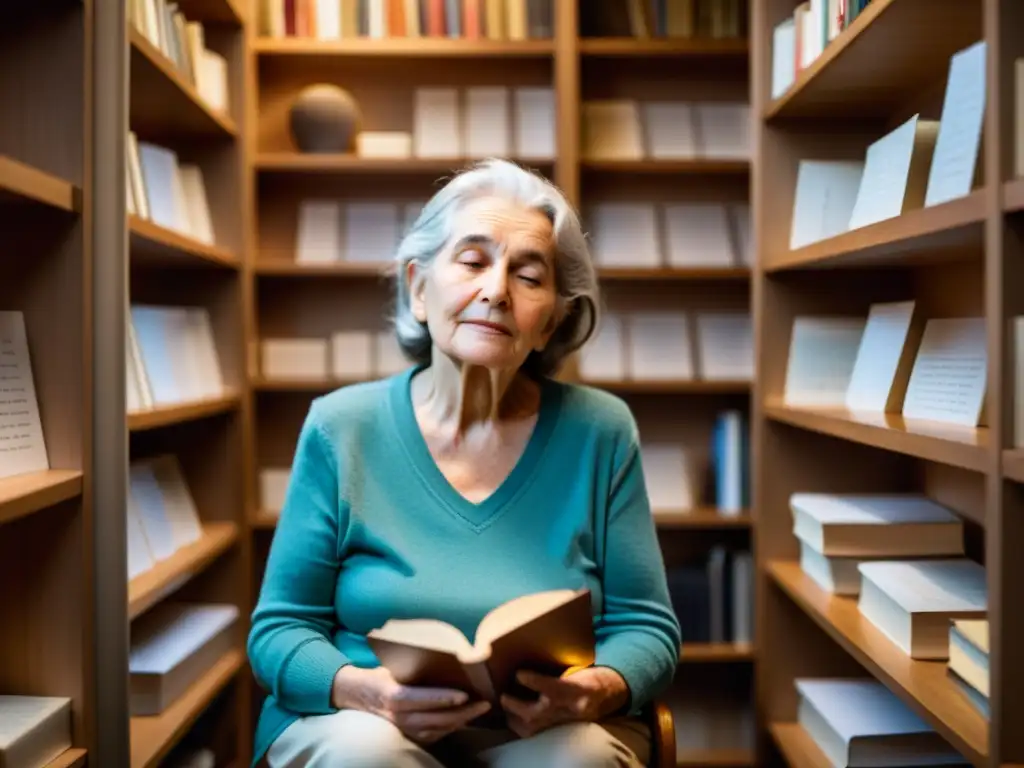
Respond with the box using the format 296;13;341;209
593;431;682;713
247;403;350;715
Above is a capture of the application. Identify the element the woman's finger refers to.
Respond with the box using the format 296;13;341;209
386;684;470;712
400;700;491;731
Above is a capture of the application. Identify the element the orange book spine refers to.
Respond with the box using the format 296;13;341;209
427;0;446;35
389;0;407;35
463;0;482;38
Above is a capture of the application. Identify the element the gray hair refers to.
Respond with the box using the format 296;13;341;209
391;158;599;378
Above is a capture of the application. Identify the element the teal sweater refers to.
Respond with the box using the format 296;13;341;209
247;365;681;765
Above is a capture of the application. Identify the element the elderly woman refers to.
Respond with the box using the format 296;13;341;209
248;159;681;768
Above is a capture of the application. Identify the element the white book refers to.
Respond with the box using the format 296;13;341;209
663;203;734;267
465;87;511;159
771;18;796;99
578;313;626;381
331;331;374;379
844;300;920;413
858;559;987;659
138;142;185;232
902;317;987;427
314;0;342;38
356;132;413;159
628;312;693;380
640;443;693;512
345;202;399;263
177;164;215;245
259;467;291;514
513;87;555;160
161;307;207;402
782;316;865;407
790;160;864;249
413;88;461;159
798;542;864;595
790;493;964;557
0;696;72;768
587;203;660;268
696;313;753;381
126;497;156;579
796;678;967;767
643;103;698;159
148;454;203;548
127;315;154;410
127;131;149;220
0;311;49;480
848;115;940;230
184;308;224;398
196;49;228;114
296;200;342;264
694;103;750;160
581;101;644;160
925;41;987;207
261;338;329;380
129;460;178;561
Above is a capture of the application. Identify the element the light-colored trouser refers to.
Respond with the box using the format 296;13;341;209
267;709;651;768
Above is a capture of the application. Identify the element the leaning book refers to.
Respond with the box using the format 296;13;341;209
367;589;596;706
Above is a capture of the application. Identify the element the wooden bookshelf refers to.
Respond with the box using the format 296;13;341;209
126;2;250;764
0;0;108;763
244;1;756;761
753;0;1024;766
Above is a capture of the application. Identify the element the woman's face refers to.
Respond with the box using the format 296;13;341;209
409;195;562;372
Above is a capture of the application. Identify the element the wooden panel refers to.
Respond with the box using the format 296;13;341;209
254;37;554;58
129;216;239;269
0;470;83;526
0;155;78;211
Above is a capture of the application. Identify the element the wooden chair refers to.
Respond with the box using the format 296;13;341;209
647;699;676;768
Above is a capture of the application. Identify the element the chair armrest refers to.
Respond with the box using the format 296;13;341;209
647;698;676;768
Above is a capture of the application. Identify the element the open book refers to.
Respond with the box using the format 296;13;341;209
367;589;597;707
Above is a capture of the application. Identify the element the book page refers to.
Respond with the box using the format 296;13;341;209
924;41;987;207
789;160;864;249
0;311;49;480
901;318;986;426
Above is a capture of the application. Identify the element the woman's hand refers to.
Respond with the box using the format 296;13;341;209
331;666;491;744
499;666;630;738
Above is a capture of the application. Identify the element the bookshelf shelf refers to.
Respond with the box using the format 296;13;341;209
253;37;554;58
129;28;238;139
174;0;244;25
766;192;986;271
127;521;240;620
45;749;89;768
767;561;987;766
680;642;755;663
0;155;78;212
1004;179;1024;213
0;470;84;526
763;0;981;120
580;159;749;175
654;509;751;528
251;376;361;392
769;723;830;768
762;401;989;472
595;267;751;281
129;648;245;768
676;747;754;767
585;378;751;394
127;392;242;432
254;153;551;175
129;216;239;270
579;37;748;57
1003;450;1024;484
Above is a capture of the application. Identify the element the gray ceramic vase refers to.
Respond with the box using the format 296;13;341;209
289;84;361;153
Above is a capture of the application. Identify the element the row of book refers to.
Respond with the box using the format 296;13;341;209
582;100;749;162
360;87;555;161
783;303;986;429
771;0;872;100
580;0;746;40
642;410;749;516
586;201;751;269
127;133;217;247
127;304;227;413
668;546;753;646
259;0;553;40
580;311;753;384
261;333;409;382
792;493;989;716
788;42;984;249
126;455;205;580
128;0;229;115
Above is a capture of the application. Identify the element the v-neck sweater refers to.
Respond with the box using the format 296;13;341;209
247;366;682;766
